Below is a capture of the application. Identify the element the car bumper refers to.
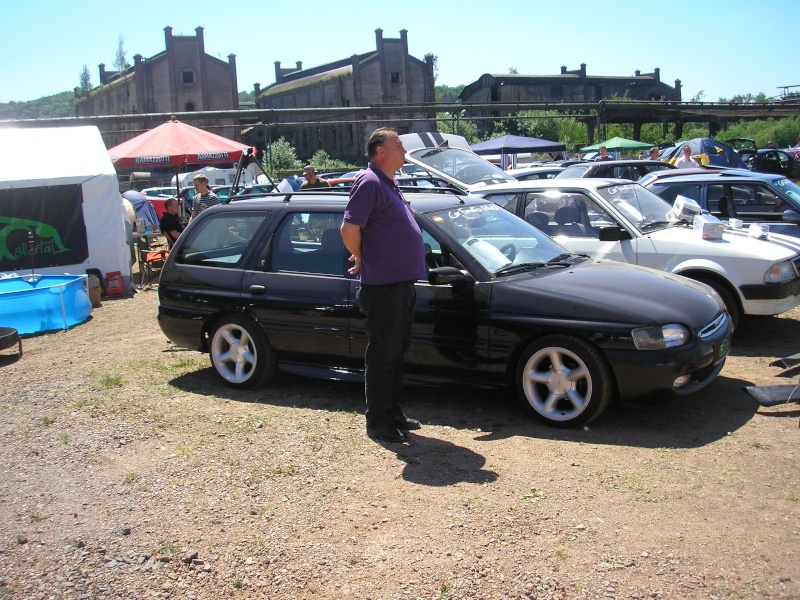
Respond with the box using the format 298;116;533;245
602;316;732;399
157;305;210;351
739;279;800;315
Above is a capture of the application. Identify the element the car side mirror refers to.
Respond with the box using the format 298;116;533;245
428;266;467;285
598;226;632;242
782;209;800;224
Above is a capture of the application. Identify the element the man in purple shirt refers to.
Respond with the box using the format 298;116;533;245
341;128;426;443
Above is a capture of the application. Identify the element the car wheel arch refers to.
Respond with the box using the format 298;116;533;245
676;269;743;330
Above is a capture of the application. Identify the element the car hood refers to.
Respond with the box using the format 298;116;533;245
647;225;800;261
492;259;724;329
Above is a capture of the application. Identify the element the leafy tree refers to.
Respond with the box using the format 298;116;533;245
113;35;130;71
690;90;706;102
238;90;256;104
508;67;518;74
435;84;464;103
0;91;75;119
310;149;347;171
263;137;301;174
79;65;92;92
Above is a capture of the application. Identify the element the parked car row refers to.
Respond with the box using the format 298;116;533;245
399;132;800;331
153;133;800;429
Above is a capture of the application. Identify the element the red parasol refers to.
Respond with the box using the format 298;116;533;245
107;118;252;168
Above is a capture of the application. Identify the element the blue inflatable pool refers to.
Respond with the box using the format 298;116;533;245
0;274;92;336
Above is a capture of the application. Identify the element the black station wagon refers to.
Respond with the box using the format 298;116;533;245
157;191;731;427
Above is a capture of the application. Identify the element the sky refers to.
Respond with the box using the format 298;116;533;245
2;0;797;105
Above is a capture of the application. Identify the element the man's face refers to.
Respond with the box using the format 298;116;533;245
650;150;659;160
194;179;208;193
683;147;691;158
304;171;316;183
167;201;179;215
378;133;407;172
599;147;607;157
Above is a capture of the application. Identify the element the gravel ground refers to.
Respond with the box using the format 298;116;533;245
0;290;798;599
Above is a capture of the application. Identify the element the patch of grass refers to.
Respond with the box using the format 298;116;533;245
555;548;568;560
99;374;125;389
176;445;192;457
252;538;264;548
40;416;56;427
347;557;358;565
158;540;177;555
751;442;770;450
0;586;17;596
520;488;545;503
28;514;46;523
438;582;449;599
61;433;69;445
232;577;244;589
122;473;137;485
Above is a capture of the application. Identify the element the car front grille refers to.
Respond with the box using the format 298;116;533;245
698;313;728;339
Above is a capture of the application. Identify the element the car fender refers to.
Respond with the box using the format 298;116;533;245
668;258;744;294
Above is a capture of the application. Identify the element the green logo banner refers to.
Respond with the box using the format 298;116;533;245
0;184;89;271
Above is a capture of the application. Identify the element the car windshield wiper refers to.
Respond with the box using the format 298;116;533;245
495;262;547;276
639;220;673;232
495;254;586;276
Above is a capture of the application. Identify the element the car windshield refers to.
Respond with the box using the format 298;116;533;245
772;177;800;203
407;147;516;186
595;183;677;233
421;202;578;275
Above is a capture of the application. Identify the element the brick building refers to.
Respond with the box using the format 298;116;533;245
75;26;239;149
460;64;681;104
251;29;435;163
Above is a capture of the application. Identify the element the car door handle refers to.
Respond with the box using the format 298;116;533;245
249;285;266;295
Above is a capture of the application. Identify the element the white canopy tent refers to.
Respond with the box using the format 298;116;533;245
0;126;132;291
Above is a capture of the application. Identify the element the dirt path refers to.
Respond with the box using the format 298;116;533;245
0;291;798;599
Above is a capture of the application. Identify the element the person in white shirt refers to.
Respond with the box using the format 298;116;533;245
675;145;698;169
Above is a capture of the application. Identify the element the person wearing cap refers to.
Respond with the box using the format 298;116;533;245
300;165;331;189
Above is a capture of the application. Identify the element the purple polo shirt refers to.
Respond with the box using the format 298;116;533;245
343;163;426;285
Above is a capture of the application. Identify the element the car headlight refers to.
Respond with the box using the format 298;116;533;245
764;260;797;284
632;324;690;350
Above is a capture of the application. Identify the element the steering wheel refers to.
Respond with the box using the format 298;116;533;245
500;243;517;261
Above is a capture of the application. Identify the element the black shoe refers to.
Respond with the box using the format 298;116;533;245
393;415;421;431
366;423;407;443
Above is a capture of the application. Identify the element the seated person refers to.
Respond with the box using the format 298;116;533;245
159;198;184;247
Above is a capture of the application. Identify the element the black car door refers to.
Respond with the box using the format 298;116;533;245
243;210;355;369
347;228;491;386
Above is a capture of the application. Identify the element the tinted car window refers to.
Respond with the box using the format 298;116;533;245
558;165;590;178
721;183;781;214
176;212;270;268
271;211;345;275
649;182;702;205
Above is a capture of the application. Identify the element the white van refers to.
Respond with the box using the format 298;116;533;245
171;166;255;189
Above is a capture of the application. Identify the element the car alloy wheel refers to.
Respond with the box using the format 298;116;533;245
516;334;612;427
209;315;276;389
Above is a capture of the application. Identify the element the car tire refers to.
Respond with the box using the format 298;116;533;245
691;276;741;332
209;315;276;389
516;334;613;428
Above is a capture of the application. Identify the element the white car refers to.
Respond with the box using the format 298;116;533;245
401;133;800;329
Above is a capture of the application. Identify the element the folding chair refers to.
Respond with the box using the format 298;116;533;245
137;245;169;290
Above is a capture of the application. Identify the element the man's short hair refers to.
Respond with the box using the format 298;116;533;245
366;127;397;159
193;174;209;184
599;145;607;151
649;146;659;154
164;197;178;209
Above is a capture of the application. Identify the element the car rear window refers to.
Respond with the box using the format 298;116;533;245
176;212;270;268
